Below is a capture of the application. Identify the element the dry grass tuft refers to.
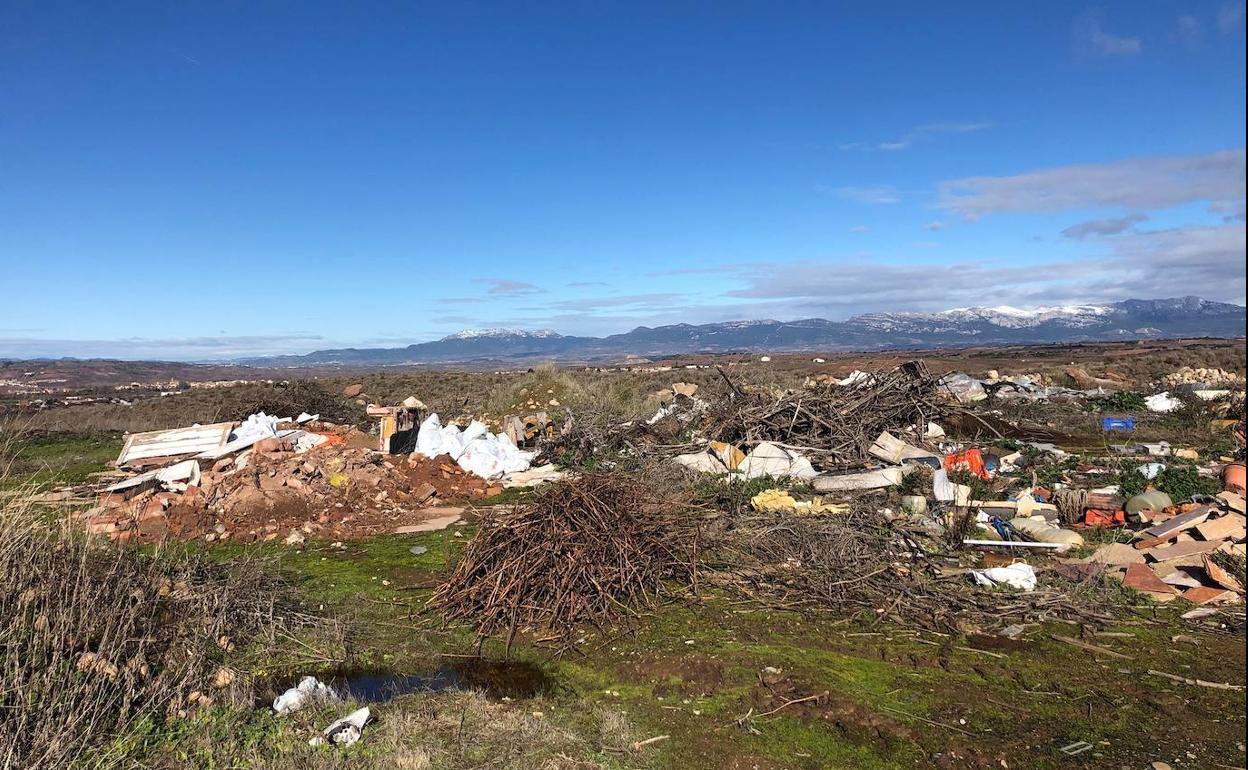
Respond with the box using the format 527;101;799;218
0;479;293;769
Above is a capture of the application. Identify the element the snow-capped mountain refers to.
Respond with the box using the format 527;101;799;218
443;328;562;340
244;297;1245;366
855;304;1114;332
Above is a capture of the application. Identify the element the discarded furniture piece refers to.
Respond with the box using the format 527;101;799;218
367;399;427;454
116;422;233;467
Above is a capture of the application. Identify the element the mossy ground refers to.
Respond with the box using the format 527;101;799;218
7;431;1246;769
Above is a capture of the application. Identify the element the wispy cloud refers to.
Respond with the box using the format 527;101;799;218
923;221;947;232
848;225;869;234
713;223;1244;314
842;122;992;152
1076;14;1143;56
822;184;901;205
1176;15;1203;48
938;148;1245;219
1061;213;1149;239
474;278;544;296
566;281;610;288
1218;1;1245;34
0;334;326;360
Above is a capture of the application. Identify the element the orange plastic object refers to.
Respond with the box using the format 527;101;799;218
944;448;990;480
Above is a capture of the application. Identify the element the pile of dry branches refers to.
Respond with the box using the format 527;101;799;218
705;504;1124;633
703;361;944;469
431;471;701;650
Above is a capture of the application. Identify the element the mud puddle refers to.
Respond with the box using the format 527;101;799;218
266;658;556;706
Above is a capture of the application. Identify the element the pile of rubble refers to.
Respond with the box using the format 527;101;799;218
1161;366;1245;390
1080;489;1245;605
77;404;562;545
82;439;497;544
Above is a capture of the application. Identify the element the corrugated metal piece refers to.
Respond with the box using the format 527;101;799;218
117;422;234;465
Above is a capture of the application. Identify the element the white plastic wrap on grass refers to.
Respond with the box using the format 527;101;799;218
273;676;337;715
971;563;1037;592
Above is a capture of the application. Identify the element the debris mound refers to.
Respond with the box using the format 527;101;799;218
432;471;699;649
703;361;943;469
84;442;494;544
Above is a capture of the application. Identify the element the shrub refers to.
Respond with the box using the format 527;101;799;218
0;489;288;769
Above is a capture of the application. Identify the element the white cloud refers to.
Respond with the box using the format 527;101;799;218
475;278;543;296
848;225;870;233
843;122;991;153
1177;15;1203;47
1077;15;1143;56
938;149;1246;219
923;221;947;232
0;334;326;360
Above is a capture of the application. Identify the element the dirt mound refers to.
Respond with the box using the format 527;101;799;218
81;445;499;544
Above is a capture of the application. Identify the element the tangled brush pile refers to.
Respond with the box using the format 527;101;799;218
432;471;701;650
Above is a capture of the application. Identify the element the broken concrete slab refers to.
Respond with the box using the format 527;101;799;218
1181;586;1235;605
1193;513;1246;541
1145;539;1223;563
393;507;464;534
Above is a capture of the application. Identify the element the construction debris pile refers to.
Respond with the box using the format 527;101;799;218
706;500;1113;632
431;471;700;649
702;361;943;469
76;408;532;544
640;361;1246;630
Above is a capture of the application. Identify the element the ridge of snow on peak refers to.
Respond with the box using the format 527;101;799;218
442;328;562;341
852;302;1118;332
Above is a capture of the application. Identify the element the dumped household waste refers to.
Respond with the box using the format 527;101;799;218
79;412;500;543
273;676;338;715
414;413;535;479
310;706;371;747
971;562;1038;592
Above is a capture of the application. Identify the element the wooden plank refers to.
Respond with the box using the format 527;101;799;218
1141;507;1211;539
1049;634;1133;660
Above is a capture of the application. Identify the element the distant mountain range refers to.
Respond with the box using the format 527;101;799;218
243;297;1246;367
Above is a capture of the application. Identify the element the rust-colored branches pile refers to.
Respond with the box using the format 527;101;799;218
704;361;944;469
432;471;700;650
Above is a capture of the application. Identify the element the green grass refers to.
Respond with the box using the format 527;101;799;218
0;431;119;489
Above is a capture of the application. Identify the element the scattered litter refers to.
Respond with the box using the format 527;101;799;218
310;706;371;747
273;676;337;715
971;563;1038;592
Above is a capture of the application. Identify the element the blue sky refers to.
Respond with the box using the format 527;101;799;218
1;1;1244;360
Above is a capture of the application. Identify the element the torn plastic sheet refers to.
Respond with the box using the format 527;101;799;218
734;442;818;480
971;562;1037;592
1145;392;1182;413
273;676;338;715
